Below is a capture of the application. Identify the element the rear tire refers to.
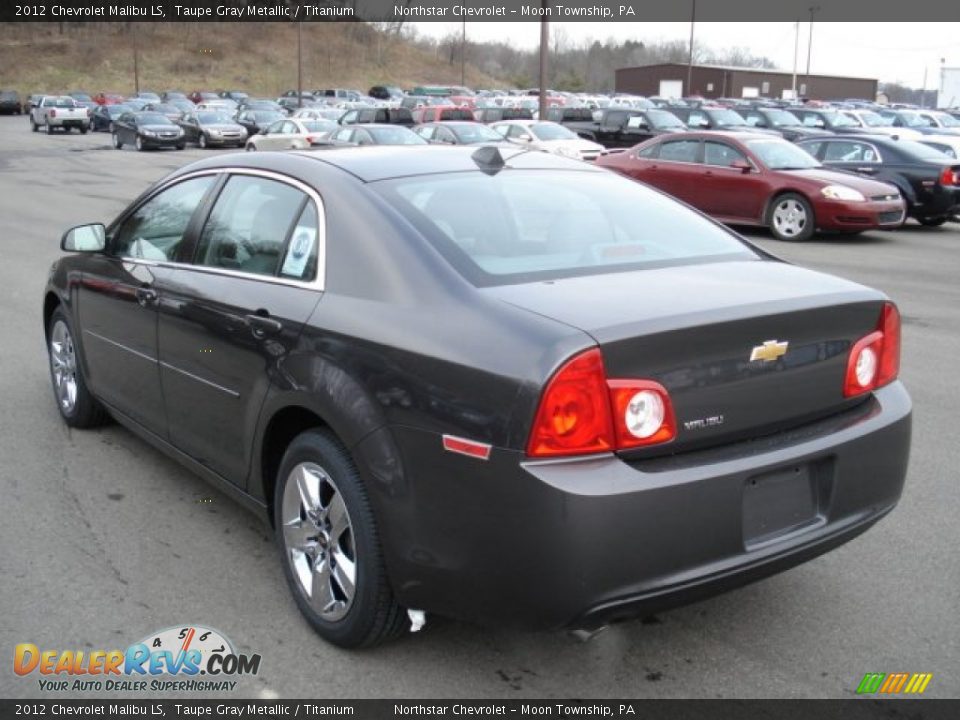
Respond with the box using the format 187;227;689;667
80;125;88;135
47;307;109;429
112;133;122;150
135;136;145;152
176;143;185;150
768;192;815;242
46;123;53;135
274;429;408;648
31;120;38;132
918;217;948;227
199;133;208;149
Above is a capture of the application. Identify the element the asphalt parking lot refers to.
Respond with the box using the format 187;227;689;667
1;114;957;700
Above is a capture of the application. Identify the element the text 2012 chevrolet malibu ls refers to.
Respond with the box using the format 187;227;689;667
43;146;911;648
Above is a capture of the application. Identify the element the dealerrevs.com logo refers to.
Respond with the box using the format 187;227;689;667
14;625;261;693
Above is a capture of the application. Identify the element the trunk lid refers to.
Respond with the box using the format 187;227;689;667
486;260;886;456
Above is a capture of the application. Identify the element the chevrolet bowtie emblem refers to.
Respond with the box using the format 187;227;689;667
750;340;789;363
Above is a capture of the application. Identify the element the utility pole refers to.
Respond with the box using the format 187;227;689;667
538;1;549;119
791;21;800;98
132;23;140;96
686;0;696;96
921;65;928;109
461;21;466;87
805;6;820;98
297;21;303;108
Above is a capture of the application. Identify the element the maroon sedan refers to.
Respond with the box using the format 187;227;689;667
597;131;906;241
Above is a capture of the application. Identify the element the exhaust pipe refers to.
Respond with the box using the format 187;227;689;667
407;609;427;633
569;625;608;642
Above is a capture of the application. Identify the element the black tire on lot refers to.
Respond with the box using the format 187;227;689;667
246;143;256;151
176;143;185;150
47;306;109;429
46;123;54;135
80;126;88;135
31;121;38;132
767;192;816;242
918;217;948;227
199;133;208;149
274;429;408;648
112;133;122;150
135;136;145;152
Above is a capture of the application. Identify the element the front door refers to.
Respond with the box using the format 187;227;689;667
158;172;324;485
77;175;217;435
699;140;768;221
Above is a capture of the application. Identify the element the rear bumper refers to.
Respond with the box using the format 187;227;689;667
49;118;89;128
817;200;905;230
365;382;911;629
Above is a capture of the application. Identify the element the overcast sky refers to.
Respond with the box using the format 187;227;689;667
411;22;959;88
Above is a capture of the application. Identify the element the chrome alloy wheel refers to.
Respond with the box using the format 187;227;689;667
772;198;808;238
281;462;357;621
49;320;78;413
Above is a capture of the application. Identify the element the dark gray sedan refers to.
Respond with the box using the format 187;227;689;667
44;147;911;648
178;110;247;149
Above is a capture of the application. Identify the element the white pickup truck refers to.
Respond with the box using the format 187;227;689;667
30;96;90;134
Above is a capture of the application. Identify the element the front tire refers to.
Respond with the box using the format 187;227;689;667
31;120;38;132
768;192;815;241
135;136;145;152
112;133;122;150
198;133;208;149
918;216;948;227
47;307;108;429
274;429;407;648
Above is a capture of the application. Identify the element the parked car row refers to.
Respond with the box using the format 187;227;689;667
17;86;960;241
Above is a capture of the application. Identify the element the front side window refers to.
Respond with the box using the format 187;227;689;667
373;170;757;286
112;176;215;261
704;141;748;167
195;176;308;278
659;139;700;163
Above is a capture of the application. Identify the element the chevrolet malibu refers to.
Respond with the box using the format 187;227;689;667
44;147;911;648
598;132;906;241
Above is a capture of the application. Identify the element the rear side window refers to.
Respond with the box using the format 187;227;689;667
112;176;215;261
195;176;308;278
374;170;757;286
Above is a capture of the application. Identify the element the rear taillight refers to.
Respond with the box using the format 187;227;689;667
844;302;900;397
940;166;960;186
49;109;56;118
526;348;676;458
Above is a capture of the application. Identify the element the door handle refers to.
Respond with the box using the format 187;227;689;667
136;287;158;307
245;312;282;338
855;167;877;174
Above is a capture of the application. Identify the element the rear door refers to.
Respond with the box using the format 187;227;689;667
157;171;324;485
650;137;703;204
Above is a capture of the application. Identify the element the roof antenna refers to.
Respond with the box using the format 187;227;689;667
471;146;506;176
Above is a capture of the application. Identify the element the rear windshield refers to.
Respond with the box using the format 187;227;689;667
373;170;757;286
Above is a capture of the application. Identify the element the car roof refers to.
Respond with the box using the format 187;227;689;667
289;145;604;182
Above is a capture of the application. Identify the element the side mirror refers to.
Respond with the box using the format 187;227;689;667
730;159;753;173
61;223;106;253
518;133;533;142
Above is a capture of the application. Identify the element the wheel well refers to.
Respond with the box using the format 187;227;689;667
260;406;328;525
43;293;60;339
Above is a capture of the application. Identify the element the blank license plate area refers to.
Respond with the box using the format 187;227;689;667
743;464;819;547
